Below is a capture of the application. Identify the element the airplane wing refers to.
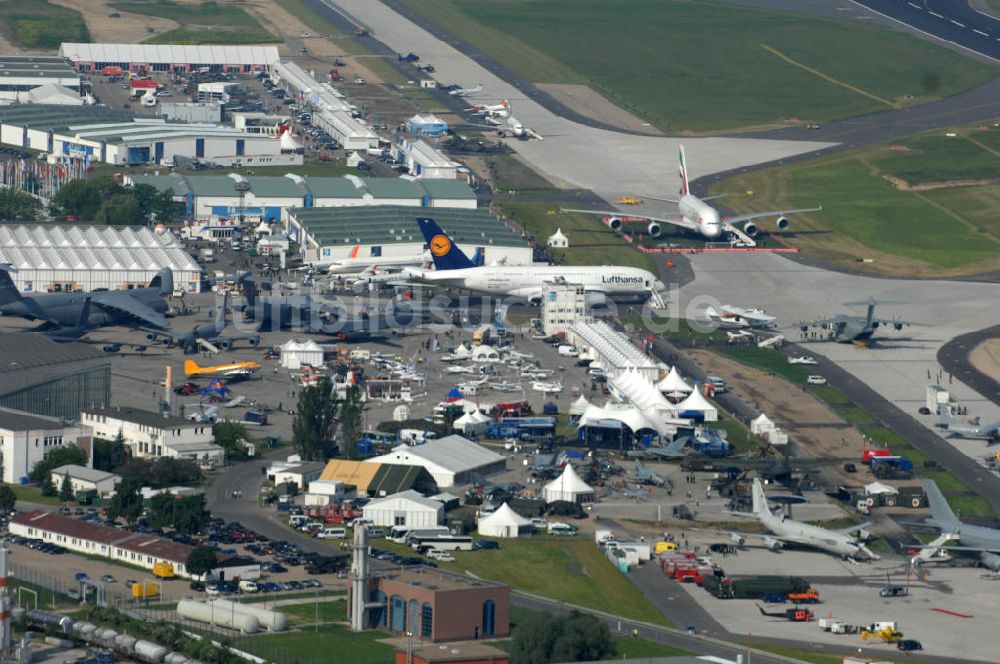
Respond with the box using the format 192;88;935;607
559;208;698;232
835;522;871;537
724;207;822;225
91;292;169;329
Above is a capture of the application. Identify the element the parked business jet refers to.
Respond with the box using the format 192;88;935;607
468;99;510;118
563;146;821;245
405;218;666;304
324;244;429;274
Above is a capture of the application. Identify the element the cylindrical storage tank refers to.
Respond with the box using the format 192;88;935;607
165;653;188;664
96;628;118;643
58;617;74;632
135;640;169;663
176;600;260;634
75;622;97;637
210;599;288;632
116;634;138;653
11;607;25;622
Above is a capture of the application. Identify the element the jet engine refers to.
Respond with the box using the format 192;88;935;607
776;215;789;230
647;222;662;237
981;552;1000;572
763;536;782;551
248;336;261;347
743;222;759;237
217;340;233;351
584;292;608;308
606;216;623;232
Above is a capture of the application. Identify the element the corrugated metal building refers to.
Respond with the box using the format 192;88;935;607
0;224;202;294
60;43;280;73
129;173;478;223
286;206;532;267
0;56;81;102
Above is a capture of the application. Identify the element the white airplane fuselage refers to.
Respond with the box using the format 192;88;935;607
326;254;426;275
678;194;722;238
407;264;664;302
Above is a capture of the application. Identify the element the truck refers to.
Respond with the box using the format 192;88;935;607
199;247;215;263
870;456;914;480
152;562;175;579
861;623;903;642
787;588;821;604
131;582;159;599
702;575;810;600
818;617;857;634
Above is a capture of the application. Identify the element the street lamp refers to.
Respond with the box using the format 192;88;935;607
405;631;413;664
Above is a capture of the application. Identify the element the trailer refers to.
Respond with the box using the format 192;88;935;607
703;575;810;600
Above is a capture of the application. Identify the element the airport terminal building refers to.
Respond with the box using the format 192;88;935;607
286;206;533;267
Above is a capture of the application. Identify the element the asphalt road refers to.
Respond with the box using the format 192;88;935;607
852;0;1000;62
938;323;1000;409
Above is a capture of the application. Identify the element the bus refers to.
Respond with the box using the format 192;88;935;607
409;534;474;552
392;526;447;544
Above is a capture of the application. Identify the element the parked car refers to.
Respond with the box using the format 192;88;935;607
473;540;500;550
897;640;923;651
189;581;206;592
100;575;116;583
806;375;827;385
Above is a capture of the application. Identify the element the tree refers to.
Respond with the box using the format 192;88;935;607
186;546;218;578
108;477;144;525
0;485;16;514
133;183;174;223
96;193;141;225
292;377;338;461
0;188;40;221
59;473;74;502
117;457;202;488
146;491;176;530
172;494;210;535
510;611;616;664
49;177;122;220
41;474;58;497
29;445;88;483
213;421;252;461
338;384;364;459
93;432;129;472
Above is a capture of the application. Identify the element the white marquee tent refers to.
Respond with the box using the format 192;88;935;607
543;464;595;504
676;386;718;422
477;502;532;538
656;366;692;399
750;413;776;436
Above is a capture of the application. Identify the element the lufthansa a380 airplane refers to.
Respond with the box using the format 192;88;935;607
405;218;667;304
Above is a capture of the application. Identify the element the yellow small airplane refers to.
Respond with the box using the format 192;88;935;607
184;359;261;377
616;196;643;205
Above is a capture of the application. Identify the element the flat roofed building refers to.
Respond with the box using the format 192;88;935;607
80;406;223;466
0;223;202;294
0;334;110;421
0;56;81;102
355;570;510;642
60;44;280;73
286;206;531;267
0;408;91;484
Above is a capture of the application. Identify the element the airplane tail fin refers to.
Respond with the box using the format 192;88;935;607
149;268;174;296
239;275;257;307
77;297;92;328
416;218;476;271
350;244;360;259
183;359;202;376
678;145;690;196
0;264;22;306
923;479;961;530
751;478;768;516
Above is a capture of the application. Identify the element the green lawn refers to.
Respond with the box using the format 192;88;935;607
277;599;346;626
832;405;877;426
12;484;63;506
871;135;1000;184
923;184;1000;239
805;385;850;405
714;347;811;383
0;0;89;48
280;0;374;56
947;495;995;519
486;154;555;192
498;200;658;273
402;0;995;132
237;622;394;664
111;0;277;44
711;415;766;455
439;539;670;626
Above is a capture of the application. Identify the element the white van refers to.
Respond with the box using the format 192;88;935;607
289;514;309;527
318;527;346;539
239;580;260;593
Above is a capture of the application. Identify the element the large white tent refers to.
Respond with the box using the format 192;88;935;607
568;395;590;417
453;411;487;436
543;465;595;504
676;387;718;422
477;502;532;538
656;367;692;400
577;402;666;437
750;413;775;436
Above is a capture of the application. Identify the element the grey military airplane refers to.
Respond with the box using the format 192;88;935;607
800;299;911;345
0;265;172;330
923;479;1000;573
631;460;668;487
626;437;687;461
143;293;260;354
938;405;1000;443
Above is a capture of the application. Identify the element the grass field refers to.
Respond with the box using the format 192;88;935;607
12;484;63;506
435;538;670;626
497;200;659;273
402;0;995;132
871;135;1000;185
278;599;346;625
242;622;394;664
714;347;811;383
712;127;1000;275
111;0;277;44
486;154;555;192
0;0;89;49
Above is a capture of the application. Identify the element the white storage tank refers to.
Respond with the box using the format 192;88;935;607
95;628;118;643
116;634;138;653
165;653;188;664
209;598;288;632
74;622;97;637
176;599;261;634
135;640;170;663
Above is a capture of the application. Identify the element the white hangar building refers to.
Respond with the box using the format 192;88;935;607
362;490;445;528
0;56;82;103
129;173;478;223
0;105;301;168
367;435;506;488
287;205;532;268
60;43;280;74
0;224;202;294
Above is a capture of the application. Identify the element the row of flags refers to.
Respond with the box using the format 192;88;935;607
0;156;91;200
